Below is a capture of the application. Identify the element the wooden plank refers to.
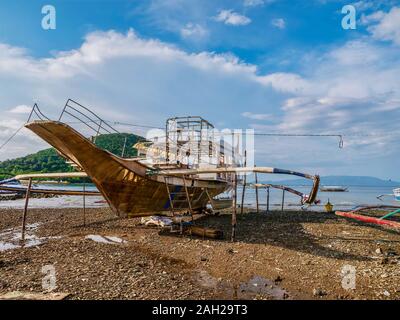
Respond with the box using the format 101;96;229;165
0;291;70;300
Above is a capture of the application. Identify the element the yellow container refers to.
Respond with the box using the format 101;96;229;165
324;200;333;212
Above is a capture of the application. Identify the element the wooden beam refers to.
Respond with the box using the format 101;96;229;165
240;150;247;215
231;174;237;241
0;185;100;196
157;167;315;180
255;171;259;214
182;175;194;222
14;172;88;180
21;178;32;243
164;176;175;216
83;182;86;226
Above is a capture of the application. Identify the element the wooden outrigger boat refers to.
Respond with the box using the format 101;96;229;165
335;188;400;230
1;100;320;221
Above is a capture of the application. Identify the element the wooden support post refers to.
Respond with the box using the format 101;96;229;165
164;176;175;216
83;182;86;226
255;172;259;214
204;188;214;211
231;174;238;241
182;175;194;222
21;178;32;242
240;150;247;215
281;189;285;212
266;186;270;214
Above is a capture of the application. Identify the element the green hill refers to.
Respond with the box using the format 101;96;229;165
0;133;144;181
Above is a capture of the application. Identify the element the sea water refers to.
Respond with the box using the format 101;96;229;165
238;186;399;211
0;184;398;211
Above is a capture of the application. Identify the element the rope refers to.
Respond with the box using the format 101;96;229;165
0;125;25;151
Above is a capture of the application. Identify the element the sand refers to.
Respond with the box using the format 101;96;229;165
1;207;400;300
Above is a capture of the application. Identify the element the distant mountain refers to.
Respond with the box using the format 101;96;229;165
0;133;144;180
268;176;400;187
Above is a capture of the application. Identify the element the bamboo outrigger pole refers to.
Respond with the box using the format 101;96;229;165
156;167;320;206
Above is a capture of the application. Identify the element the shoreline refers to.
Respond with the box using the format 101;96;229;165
1;207;400;300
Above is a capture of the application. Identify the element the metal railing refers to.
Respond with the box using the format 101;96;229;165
27;99;129;158
59;99;120;139
59;99;128;157
27;103;51;122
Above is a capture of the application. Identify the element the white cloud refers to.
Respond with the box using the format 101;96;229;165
328;40;382;65
241;112;274;120
244;0;276;6
0;29;278;160
257;73;311;94
214;10;251;26
367;6;400;45
180;23;208;39
271;18;286;29
360;10;385;25
352;1;375;11
8;105;32;114
0;28;399;178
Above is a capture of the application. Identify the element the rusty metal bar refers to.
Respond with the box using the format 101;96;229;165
281;189;285;211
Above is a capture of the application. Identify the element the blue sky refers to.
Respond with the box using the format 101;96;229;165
0;0;400;180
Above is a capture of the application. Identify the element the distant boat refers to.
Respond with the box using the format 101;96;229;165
377;188;400;202
320;186;348;192
394;188;400;201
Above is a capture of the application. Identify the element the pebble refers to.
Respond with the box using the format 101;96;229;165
313;288;327;297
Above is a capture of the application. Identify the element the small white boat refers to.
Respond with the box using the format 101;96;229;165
394;188;400;201
320;186;348;192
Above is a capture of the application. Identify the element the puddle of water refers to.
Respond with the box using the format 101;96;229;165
237;275;289;300
0;223;58;251
195;270;290;300
85;234;126;244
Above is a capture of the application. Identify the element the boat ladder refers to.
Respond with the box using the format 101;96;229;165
164;176;200;221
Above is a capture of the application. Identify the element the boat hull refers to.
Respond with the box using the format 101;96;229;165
25;121;229;217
